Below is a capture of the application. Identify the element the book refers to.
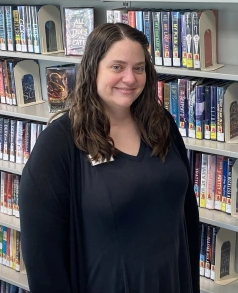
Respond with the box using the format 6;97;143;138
206;154;216;210
152;11;162;66
214;155;224;211
143;10;154;61
26;5;34;53
5;6;15;51
18;6;27;52
200;223;207;276
172;11;181;67
64;7;94;56
178;78;188;137
161;11;172;66
185;12;193;69
194;152;202;206
12;6;21;52
31;6;41;53
200;153;208;208
46;66;76;113
192;11;200;69
0;6;7;51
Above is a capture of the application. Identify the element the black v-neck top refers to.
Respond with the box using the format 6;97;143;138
19;111;200;293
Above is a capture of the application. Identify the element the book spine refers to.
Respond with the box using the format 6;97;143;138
205;225;212;278
106;10;114;23
128;10;136;28
221;158;228;212
200;223;206;276
192;11;200;69
122;12;128;25
163;83;170;111
0;225;2;264
161;11;172;66
2;226;7;265
0;6;7;51
169;81;179;127
5;6;15;51
181;13;187;68
7;61;17;106
157;80;164;105
9;228;13;268
2;60;10;105
0;172;5;213
172;11;181;67
194;152;202;206
143;11;154;61
23;122;31;164
3;118;10;161
16;120;24;164
30;123;37;152
135;11;143;33
153;11;163;66
226;158;235;214
12;229;16;270
185;12;193;69
210;86;217;141
18;6;27;52
14;175;20;218
217;86;225;142
113;10;123;23
0;61;6;104
0;117;4;160
187;80;196;138
31;6;40;53
206;155;216;210
200;153;208;208
13;7;21;51
178;79;188;136
7;173;13;216
15;230;20;271
9;119;17;163
3;172;8;214
215;155;224;211
195;85;205;140
204;85;211;140
26;5;34;53
6;61;13;106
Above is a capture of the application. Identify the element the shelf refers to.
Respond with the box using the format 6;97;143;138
156;64;238;81
199;208;238;232
0;265;28;291
200;277;238;293
183;137;238;159
0;160;24;175
103;0;238;2
0;213;20;231
0;51;82;64
0;102;51;123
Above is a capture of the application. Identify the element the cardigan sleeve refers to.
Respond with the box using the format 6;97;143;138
166;110;200;293
19;116;73;293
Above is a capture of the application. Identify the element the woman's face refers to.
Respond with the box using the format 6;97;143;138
96;38;146;113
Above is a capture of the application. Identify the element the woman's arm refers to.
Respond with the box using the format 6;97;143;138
19;116;72;293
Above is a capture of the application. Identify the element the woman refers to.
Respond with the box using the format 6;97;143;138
19;23;200;293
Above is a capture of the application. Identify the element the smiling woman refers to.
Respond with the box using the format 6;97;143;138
19;23;200;293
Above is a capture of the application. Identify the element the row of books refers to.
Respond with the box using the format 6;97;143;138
107;8;218;70
200;223;219;280
159;75;238;142
0;226;21;273
0;172;20;218
0;116;47;165
0;281;28;293
188;150;237;213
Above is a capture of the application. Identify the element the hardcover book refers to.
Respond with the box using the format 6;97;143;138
64;7;94;56
46;66;76;113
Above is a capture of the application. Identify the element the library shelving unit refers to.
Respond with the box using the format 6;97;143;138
0;0;237;292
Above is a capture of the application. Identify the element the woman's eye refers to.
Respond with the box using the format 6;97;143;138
112;65;121;70
134;67;145;73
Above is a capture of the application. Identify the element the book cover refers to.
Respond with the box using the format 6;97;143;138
181;13;187;67
205;225;213;278
204;85;211;140
106;10;114;23
46;66;76;113
210;85;217;141
5;6;15;51
0;61;6;104
187;79;197;138
64;7;94;56
226;158;235;214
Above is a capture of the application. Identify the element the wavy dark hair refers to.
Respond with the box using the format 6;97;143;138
69;22;170;161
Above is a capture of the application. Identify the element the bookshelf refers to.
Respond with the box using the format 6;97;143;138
0;0;237;292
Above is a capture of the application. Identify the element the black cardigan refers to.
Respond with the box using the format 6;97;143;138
19;111;200;293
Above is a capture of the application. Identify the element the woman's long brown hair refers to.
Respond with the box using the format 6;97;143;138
69;23;170;162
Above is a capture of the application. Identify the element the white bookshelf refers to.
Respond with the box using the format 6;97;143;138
0;266;28;291
200;277;238;293
0;160;24;175
0;214;20;232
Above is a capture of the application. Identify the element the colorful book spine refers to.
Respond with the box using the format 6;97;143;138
215;155;224;211
204;85;211;140
16;120;24;164
152;11;162;66
7;173;13;216
226;158;235;214
195;85;205;140
169;81;179;127
217;85;226;142
194;152;202;206
15;230;20;271
12;229;16;270
5;6;15;51
143;11;154;61
3;173;8;214
205;225;212;278
0;172;5;213
9;119;17;163
0;61;6;104
14;175;20;218
0;225;3;264
2;226;7;265
200;153;208;208
200;223;206;276
206;155;216;210
210;86;217;141
13;7;21;51
3;118;10;161
178;78;188;136
185;12;193;69
0;117;4;160
0;6;7;51
172;11;181;67
135;10;143;33
210;226;218;280
187;80;197;138
18;6;27;52
128;10;136;28
7;60;17;105
181;13;187;68
221;158;228;212
161;11;172;66
192;11;200;69
9;228;13;268
23;122;31;164
106;10;114;23
31;6;41;53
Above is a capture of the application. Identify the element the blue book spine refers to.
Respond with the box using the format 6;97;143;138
143;11;154;61
10;284;18;293
169;81;179;127
210;86;217;141
195;85;205;139
0;6;7;50
2;226;7;265
5;6;15;51
172;11;181;67
181;13;187;68
135;10;143;32
161;11;172;66
200;223;207;276
204;85;211;140
221;158;228;212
